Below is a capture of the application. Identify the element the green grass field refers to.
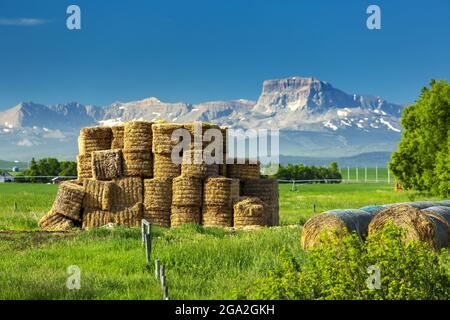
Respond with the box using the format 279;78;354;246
0;182;443;299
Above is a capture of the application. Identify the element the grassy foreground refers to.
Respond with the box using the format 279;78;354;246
0;182;443;299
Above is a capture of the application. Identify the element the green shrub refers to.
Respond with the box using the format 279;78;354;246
248;223;450;300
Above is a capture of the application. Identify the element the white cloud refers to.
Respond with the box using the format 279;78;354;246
17;138;34;147
0;18;49;26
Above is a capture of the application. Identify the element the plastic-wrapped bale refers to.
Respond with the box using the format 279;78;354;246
122;150;153;177
393;201;442;210
359;205;388;216
111;177;143;209
111;125;124;149
203;177;240;207
172;176;202;207
77;154;93;180
38;210;74;231
368;204;449;250
53;181;85;221
153;153;181;179
421;206;450;248
438;200;450;207
78;127;112;155
242;179;279;226
184;122;221;152
226;159;260;180
83;179;114;211
181;150;219;179
92;149;122;180
123;121;153;151
301;209;372;250
233;197;267;228
422;206;450;224
202;205;232;227
143;178;172;227
171;206;201;227
114;203;142;227
82;208;114;229
152;123;183;154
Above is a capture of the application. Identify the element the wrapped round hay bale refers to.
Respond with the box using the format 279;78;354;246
242;179;279;226
422;206;450;224
122;150;153;177
226;159;260;179
111;177;143;209
368;204;448;250
92;149;122;180
83;179;114;211
123;121;153;151
203;177;240;207
78;127;112;155
171;206;201;227
143;209;170;228
144;178;172;211
111;125;125;149
77;154;93;180
233;197;267;228
359;205;388;216
53;181;85;221
82;208;114;230
394;201;442;210
438;200;450;207
181;150;219;178
202;205;232;227
153;153;181;179
172;176;202;207
301;209;372;250
152;123;183;154
113;203;142;227
38;210;74;231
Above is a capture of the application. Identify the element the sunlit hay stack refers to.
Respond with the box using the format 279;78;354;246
152;123;183;154
170;206;201;227
83;179;114;211
172;176;202;207
242;179;279;226
91;149;122;180
122;150;153;177
114;203;143;227
77;154;93;180
78;127;112;155
38;209;75;231
233;197;267;228
202;177;240;227
143;178;172;227
111;177;143;209
111;125;125;149
368;204;448;250
181;150;219;179
52;181;85;221
219;126;228;176
153;153;181;179
183;122;221;152
82;208;114;230
123;121;153;151
226;158;260;180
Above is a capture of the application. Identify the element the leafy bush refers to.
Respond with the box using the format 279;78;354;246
248;223;450;300
276;162;342;182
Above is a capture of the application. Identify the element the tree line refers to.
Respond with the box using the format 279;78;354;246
275;162;342;182
20;158;77;177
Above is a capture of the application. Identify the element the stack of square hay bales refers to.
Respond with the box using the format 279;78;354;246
40;121;279;231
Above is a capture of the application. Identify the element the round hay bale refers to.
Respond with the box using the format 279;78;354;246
368;204;448;250
226;159;260;179
78;127;112;155
242;178;279;225
153;153;181;179
438;200;450;207
172;176;202;207
183;122;221;151
171;206;201;227
143;209;170;228
393;201;442;209
144;178;172;210
301;209;372;250
181;150;219;178
53;181;85;221
202;205;232;227
152;123;183;154
359;205;388;216
233;197;266;228
123;121;153;151
422;206;450;224
39;210;75;231
111;125;125;149
203;176;240;207
122;150;153;177
77;154;93;180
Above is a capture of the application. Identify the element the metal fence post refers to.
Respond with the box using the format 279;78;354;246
141;219;152;265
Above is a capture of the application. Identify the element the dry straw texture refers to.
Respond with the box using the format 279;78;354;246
122;150;152;177
184;122;221;151
301;209;371;250
143;209;170;228
171;206;201;227
78;127;112;155
92;149;122;180
181;150;219;178
82;208;114;229
38;210;74;231
202;205;232;227
77;154;93;180
123;121;153;151
203;177;240;207
369;204;449;250
242;179;279;226
144;178;172;210
114;203;142;227
111;177;143;209
152;123;183;154
111;125;125;149
153;153;181;179
226;159;260;179
233;197;266;227
53;181;85;221
172;176;202;207
83;179;114;211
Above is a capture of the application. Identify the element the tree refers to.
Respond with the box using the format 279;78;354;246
22;158;77;177
390;80;450;195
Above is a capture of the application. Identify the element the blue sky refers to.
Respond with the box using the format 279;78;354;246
0;0;449;109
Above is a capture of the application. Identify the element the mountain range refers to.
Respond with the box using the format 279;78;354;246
0;76;404;163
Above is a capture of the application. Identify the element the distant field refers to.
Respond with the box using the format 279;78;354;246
0;182;443;299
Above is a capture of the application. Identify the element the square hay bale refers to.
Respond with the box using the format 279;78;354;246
122;150;153;177
111;125;125;149
78;127;112;155
181;150;219;179
53;181;85;221
144;178;172;211
202;205;232;227
111;177;143;209
143;209;170;228
203;177;240;207
152;123;183;154
83;179;114;211
171;206;201;227
153;153;181;179
172;176;202;207
233;197;266;228
82;208;114;230
123;121;153;151
226;159;260;179
38;210;75;231
114;203;142;227
77;154;93;180
92;149;122;180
